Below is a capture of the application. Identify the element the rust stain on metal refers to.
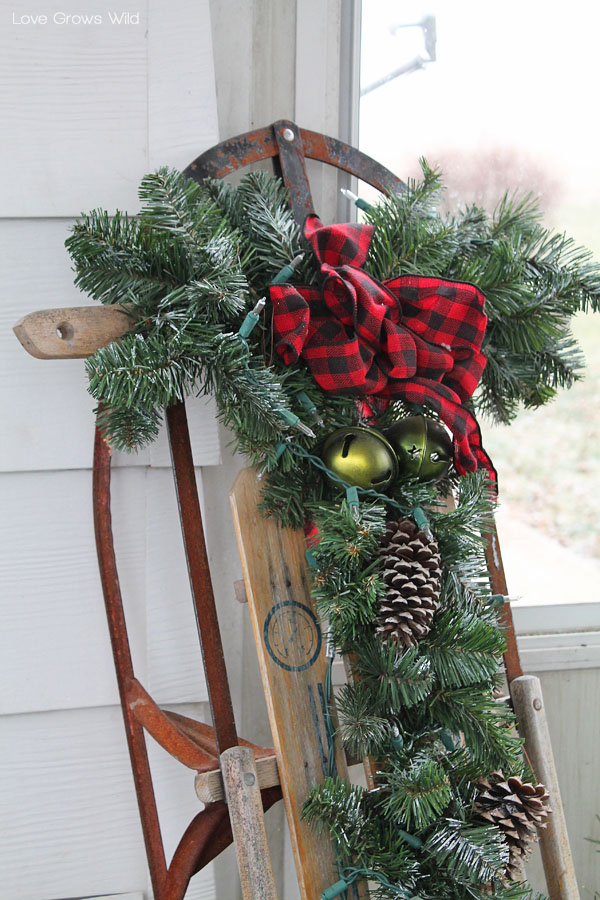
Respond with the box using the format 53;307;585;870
273;119;315;224
185;127;278;180
184;122;405;199
484;524;523;683
166;401;239;755
126;677;218;772
93;426;169;896
300;128;405;196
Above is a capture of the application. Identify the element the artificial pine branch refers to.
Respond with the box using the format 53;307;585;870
302;777;419;890
365;159;457;281
353;639;435;711
423;608;505;689
363;161;600;426
205;171;313;291
308;500;388;571
480;884;548;900
380;753;453;830
137;167;222;250
95;403;163;452
336;683;393;759
66;210;185;310
440;745;496;797
431;471;495;571
424;819;509;883
86;321;296;452
86;329;207;411
425;686;523;772
311;569;384;647
258;464;317;530
302;776;368;863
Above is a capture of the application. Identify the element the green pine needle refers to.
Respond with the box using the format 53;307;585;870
336;683;393;759
354;640;435;711
381;753;453;831
424;819;509;883
423;608;505;689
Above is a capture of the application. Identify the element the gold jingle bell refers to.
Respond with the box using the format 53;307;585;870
386;415;453;482
320;426;398;491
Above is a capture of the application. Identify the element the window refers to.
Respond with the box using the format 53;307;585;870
359;2;600;642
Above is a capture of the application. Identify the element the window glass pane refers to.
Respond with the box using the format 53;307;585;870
360;2;600;607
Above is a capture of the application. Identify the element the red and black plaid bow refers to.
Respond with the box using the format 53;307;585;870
269;215;495;480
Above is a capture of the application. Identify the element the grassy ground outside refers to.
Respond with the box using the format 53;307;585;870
483;309;600;559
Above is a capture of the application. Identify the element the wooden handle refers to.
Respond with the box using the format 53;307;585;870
511;675;580;900
220;746;278;900
13;305;134;359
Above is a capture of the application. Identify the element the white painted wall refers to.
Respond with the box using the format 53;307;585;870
523;667;600;897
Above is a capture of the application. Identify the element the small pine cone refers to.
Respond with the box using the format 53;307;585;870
475;771;551;880
376;519;442;648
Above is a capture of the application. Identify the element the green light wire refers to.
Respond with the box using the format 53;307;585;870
321;645;347;896
283;441;433;533
324;650;337;780
285;441;407;512
233;313;316;437
340;867;418;898
321;864;418;899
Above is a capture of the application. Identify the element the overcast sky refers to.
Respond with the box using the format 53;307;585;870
360;1;600;204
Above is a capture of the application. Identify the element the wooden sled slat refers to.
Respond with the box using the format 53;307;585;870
230;468;369;900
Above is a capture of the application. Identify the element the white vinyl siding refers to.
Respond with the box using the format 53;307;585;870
0;1;221;897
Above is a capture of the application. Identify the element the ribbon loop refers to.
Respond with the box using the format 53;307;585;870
270;215;495;480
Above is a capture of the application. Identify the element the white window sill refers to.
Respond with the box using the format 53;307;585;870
512;601;599;634
516;628;600;672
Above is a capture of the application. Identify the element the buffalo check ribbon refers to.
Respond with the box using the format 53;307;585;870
269;215;495;480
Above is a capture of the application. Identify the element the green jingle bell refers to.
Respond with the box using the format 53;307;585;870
386;415;453;482
320;426;398;491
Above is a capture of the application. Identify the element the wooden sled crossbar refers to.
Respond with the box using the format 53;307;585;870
13;120;579;900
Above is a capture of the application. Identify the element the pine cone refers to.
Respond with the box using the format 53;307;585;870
475;771;551;880
377;519;442;647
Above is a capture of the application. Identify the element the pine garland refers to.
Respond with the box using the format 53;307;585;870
66;162;600;463
64;164;599;898
363;163;599;425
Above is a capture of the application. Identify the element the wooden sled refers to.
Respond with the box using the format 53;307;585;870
14;120;578;900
